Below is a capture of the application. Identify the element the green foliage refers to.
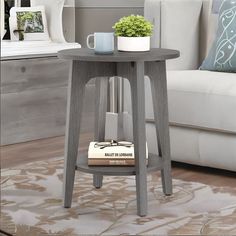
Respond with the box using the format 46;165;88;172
113;15;153;37
16;11;44;33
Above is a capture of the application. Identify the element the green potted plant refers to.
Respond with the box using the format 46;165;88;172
113;15;153;52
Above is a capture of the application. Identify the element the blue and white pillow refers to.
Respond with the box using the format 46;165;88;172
200;0;236;72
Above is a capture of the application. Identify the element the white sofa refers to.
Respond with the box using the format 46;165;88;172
123;0;236;171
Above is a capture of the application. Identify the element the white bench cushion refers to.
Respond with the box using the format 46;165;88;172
166;70;236;133
1;41;81;59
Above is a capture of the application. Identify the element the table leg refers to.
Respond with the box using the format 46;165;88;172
63;61;88;208
147;61;172;195
128;61;148;217
93;77;109;188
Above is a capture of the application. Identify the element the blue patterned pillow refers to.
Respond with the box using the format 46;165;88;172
200;0;236;72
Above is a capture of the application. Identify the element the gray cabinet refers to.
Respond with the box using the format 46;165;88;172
1;58;68;145
1;58;96;145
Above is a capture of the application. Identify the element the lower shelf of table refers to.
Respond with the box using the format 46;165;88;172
76;153;164;176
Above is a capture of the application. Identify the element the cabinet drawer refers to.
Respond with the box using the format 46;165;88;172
1;58;70;94
1;87;67;145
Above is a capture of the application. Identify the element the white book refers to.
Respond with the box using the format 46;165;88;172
88;141;148;159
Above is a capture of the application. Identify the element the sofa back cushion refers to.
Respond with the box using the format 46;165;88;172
144;0;161;48
144;0;222;70
160;0;203;70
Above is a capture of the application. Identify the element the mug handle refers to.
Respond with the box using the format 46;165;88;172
87;34;95;49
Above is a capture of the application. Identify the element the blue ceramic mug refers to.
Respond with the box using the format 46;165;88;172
87;32;114;54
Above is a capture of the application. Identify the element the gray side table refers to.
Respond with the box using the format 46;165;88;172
58;48;179;216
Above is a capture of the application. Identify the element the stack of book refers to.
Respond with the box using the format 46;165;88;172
88;141;148;166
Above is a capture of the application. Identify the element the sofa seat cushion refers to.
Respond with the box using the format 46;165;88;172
1;41;81;60
166;70;236;133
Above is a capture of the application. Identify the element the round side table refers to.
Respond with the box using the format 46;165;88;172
58;48;180;216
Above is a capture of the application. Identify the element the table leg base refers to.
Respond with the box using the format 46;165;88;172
93;174;103;189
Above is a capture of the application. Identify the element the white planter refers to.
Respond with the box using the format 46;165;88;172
117;36;150;52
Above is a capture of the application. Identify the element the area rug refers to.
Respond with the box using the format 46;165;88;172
1;157;236;236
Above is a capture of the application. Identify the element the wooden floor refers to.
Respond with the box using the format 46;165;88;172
1;134;236;188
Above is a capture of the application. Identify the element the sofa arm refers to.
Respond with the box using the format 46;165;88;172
144;0;161;48
145;0;203;70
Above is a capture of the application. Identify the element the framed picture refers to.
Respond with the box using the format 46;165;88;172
9;6;50;41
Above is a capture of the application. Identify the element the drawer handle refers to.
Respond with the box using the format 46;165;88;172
21;67;26;73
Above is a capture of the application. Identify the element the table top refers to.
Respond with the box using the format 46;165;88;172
58;48;179;62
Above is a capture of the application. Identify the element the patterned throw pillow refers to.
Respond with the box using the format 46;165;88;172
200;0;236;72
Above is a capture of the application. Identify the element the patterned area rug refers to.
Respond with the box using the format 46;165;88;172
1;157;236;236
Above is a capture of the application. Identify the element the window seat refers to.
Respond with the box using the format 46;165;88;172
1;41;81;60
